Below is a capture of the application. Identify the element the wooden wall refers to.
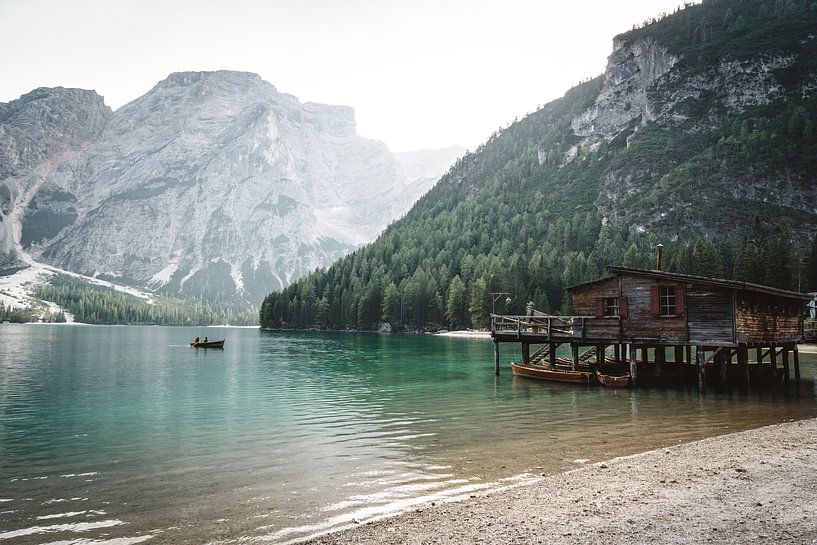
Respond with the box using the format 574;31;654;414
571;272;804;346
619;275;687;343
687;288;734;345
571;277;618;315
735;294;803;344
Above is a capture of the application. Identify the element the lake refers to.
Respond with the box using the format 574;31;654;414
1;324;816;544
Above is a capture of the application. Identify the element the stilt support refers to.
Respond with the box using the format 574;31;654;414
794;344;801;383
494;342;500;376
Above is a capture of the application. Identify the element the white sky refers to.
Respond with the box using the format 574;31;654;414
0;0;691;152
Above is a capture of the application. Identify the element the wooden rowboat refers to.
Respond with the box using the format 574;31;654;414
511;361;593;384
595;370;630;388
191;339;225;348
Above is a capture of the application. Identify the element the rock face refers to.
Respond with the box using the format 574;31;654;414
572;37;679;143
0;87;111;268
0;71;460;303
564;28;817;239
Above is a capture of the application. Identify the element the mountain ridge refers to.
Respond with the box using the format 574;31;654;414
0;71;463;310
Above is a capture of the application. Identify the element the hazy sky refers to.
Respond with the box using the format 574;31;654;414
1;0;691;151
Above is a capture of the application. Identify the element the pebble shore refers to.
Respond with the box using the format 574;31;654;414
307;418;817;545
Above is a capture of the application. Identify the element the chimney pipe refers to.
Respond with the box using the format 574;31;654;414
656;244;664;271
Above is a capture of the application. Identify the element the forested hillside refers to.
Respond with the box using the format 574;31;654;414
260;0;817;332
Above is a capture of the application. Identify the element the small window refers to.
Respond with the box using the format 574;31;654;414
659;286;676;316
603;297;618;316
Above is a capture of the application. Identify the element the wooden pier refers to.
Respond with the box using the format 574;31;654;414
491;267;809;392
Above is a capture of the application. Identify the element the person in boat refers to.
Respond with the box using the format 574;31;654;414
194;336;200;344
203;336;208;343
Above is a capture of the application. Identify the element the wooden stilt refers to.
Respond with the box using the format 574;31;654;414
549;342;557;369
571;345;579;371
718;350;728;385
770;344;777;382
656;346;666;380
675;345;684;381
686;345;693;371
494;342;500;376
629;344;638;387
614;344;621;363
738;346;749;387
522;342;530;365
696;346;705;393
595;344;604;373
794;344;801;383
783;345;790;385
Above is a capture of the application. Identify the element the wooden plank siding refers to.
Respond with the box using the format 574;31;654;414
687;288;734;345
735;294;803;344
618;275;687;343
496;267;812;348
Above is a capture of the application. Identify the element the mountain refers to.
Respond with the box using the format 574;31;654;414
260;0;817;331
0;71;462;306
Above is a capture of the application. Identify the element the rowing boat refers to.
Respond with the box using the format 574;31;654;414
511;361;593;384
595;370;630;388
191;339;225;348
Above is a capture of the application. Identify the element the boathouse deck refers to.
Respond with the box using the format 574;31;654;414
490;267;810;392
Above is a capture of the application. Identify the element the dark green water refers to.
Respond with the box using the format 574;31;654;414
1;324;816;544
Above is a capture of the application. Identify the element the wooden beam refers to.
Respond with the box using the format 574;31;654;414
770;343;777;382
794;344;801;383
571;345;579;372
494;342;500;376
719;349;728;385
737;346;749;387
697;346;706;394
656;346;666;379
549;342;557;369
783;345;790;385
522;342;530;365
629;344;638;387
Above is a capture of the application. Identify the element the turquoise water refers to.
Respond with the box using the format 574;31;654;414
1;324;816;544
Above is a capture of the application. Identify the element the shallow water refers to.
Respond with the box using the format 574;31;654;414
1;324;815;544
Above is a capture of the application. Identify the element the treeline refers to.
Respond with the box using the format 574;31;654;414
34;281;258;326
0;302;65;323
260;217;811;332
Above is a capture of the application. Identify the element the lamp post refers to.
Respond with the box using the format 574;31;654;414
490;292;511;315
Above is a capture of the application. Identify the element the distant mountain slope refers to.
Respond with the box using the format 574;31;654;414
0;71;461;305
260;0;817;331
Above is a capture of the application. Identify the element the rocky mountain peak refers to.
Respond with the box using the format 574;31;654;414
570;36;678;147
0;73;462;305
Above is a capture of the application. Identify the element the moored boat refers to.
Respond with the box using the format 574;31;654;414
595;370;630;388
191;339;225;348
511;361;593;384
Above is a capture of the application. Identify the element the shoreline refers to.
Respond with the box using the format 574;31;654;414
305;418;817;545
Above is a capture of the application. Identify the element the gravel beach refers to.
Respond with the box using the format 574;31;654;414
307;418;817;545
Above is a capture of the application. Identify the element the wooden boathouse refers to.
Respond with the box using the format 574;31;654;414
490;266;810;391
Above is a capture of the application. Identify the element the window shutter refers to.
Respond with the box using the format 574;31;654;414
594;298;604;317
676;287;685;315
650;285;660;317
618;297;628;318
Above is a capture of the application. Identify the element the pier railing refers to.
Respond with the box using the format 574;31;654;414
490;313;621;341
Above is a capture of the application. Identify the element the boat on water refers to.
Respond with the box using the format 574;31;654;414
595;370;630;388
511;361;593;384
191;339;225;348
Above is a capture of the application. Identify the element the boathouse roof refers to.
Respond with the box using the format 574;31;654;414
566;266;810;301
